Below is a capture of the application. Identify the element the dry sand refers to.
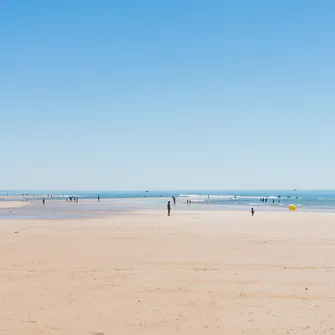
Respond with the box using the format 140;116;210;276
1;209;335;334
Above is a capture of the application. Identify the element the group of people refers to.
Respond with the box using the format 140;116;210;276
66;196;79;203
43;195;101;205
260;198;278;204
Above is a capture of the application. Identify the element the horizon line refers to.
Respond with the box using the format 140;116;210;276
1;188;334;192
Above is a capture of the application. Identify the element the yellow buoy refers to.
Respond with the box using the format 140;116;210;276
289;204;297;211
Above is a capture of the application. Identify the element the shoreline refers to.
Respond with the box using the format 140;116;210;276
2;190;335;214
1;199;335;221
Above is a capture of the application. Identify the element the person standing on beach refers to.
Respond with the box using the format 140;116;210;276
167;201;171;216
42;198;45;206
251;208;254;216
98;195;100;202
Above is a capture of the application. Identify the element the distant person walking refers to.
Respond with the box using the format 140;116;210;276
167;201;171;216
98;195;100;202
42;198;46;206
251;208;255;216
172;196;176;206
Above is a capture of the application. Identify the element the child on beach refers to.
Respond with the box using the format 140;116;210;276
251;208;254;216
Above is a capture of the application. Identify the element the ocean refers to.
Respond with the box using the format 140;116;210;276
2;190;335;212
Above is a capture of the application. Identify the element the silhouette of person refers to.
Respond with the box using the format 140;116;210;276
167;201;171;216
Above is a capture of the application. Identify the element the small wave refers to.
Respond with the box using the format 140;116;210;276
180;194;236;199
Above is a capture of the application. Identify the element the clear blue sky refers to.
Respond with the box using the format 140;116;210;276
1;0;334;190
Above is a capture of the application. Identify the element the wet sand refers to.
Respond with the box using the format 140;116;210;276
0;201;29;209
1;209;335;334
0;199;166;220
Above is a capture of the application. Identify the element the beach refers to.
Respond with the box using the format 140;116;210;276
0;201;29;209
1;208;335;334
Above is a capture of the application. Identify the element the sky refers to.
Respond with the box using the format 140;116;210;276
1;0;335;190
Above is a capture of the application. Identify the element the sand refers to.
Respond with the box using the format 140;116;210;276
1;209;335;334
0;201;29;209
